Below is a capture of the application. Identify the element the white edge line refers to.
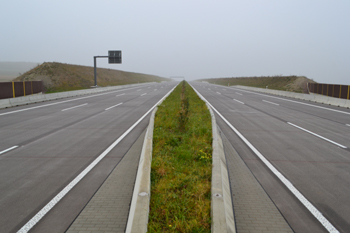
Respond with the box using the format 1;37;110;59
0;84;153;116
233;99;244;104
0;145;18;155
262;100;279;106
189;83;339;233
116;93;125;97
229;86;350;116
105;103;123;111
17;84;178;233
287;122;347;149
61;103;88;112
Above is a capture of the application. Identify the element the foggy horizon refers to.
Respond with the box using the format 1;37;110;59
1;1;349;84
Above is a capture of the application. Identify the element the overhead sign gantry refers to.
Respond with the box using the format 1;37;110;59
93;50;122;87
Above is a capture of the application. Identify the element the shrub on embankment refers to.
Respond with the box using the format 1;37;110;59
198;75;315;93
148;81;212;232
14;62;170;93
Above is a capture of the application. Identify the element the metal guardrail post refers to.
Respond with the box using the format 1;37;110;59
12;82;15;98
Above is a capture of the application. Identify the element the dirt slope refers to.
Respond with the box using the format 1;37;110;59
14;62;170;92
198;76;315;93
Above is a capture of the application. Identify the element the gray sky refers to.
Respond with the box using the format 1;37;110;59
1;0;349;84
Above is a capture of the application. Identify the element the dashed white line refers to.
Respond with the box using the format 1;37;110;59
216;92;221;95
61;103;88;111
0;146;18;155
140;93;147;96
16;84;178;233
346;124;350;127
0;84;152;117
233;99;244;104
116;93;125;97
190;84;340;233
208;88;211;90
105;103;123;111
262;100;279;106
235;92;242;95
287;122;347;149
154;89;157;91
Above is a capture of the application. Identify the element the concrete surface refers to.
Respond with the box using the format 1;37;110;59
66;129;147;233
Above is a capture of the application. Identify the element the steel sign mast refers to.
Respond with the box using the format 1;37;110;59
93;50;122;87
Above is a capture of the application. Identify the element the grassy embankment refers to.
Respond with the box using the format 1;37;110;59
148;81;212;232
198;75;315;93
14;62;170;93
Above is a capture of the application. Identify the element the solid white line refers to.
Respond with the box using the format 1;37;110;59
216;92;221;95
287;122;347;149
190;84;339;233
235;92;242;95
0;146;18;155
105;103;123;111
116;93;125;97
140;93;147;96
233;99;244;104
230;87;350;116
263;100;279;106
17;84;178;233
0;84;152;117
61;103;88;111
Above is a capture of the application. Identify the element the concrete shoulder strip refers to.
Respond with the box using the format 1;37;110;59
190;82;236;233
208;104;236;233
125;107;156;233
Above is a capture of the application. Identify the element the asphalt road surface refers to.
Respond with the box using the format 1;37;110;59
191;81;350;233
0;82;178;233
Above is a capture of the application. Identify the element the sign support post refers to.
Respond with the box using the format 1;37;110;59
93;51;122;87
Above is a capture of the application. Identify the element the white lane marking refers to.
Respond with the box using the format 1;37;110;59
216;92;221;95
230;87;350;116
235;92;242;95
0;146;18;155
116;93;125;97
105;103;123;111
61;103;88;112
0;84;153;117
137;89;141;91
17;84;178;233
263;100;279;106
287;122;347;149
140;93;147;96
233;99;244;104
154;89;157;91
190;83;340;233
346;124;350;127
208;88;211;90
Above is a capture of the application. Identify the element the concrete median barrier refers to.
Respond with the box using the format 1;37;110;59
0;99;12;109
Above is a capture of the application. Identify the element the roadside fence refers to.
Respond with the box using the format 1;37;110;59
308;83;350;100
0;81;43;99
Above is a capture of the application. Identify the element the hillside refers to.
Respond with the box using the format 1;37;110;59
0;62;39;82
197;76;315;93
14;62;170;92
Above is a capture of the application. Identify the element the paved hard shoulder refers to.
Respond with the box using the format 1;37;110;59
66;129;147;233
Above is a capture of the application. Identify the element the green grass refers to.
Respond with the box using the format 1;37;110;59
198;75;314;93
148;81;212;232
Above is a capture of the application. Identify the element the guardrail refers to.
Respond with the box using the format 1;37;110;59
0;81;43;99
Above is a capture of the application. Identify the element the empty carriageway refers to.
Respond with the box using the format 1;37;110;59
191;81;350;233
0;82;178;233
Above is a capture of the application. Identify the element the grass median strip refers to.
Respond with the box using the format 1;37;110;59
148;81;212;232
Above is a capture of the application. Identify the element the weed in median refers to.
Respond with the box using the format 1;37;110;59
148;81;212;233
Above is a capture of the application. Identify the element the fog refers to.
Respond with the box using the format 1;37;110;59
1;1;349;84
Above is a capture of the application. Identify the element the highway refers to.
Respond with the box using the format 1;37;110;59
190;82;350;233
0;81;178;233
